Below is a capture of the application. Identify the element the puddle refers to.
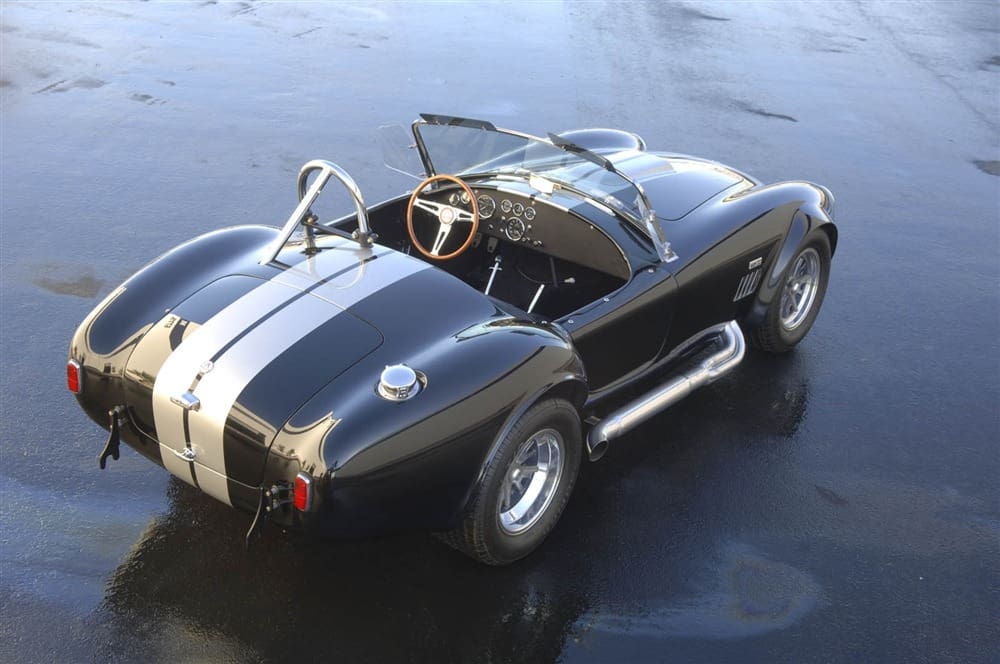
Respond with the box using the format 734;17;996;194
33;273;105;298
972;159;1000;176
578;544;822;639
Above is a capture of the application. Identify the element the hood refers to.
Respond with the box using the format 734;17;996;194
607;150;755;221
121;241;449;506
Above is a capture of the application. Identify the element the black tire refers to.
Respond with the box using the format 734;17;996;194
748;232;831;353
441;398;582;565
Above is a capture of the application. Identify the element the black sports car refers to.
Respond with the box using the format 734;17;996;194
68;114;837;564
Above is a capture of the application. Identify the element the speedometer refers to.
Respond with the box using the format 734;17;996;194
504;217;526;242
477;194;496;219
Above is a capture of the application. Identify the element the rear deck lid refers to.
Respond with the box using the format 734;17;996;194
122;243;442;505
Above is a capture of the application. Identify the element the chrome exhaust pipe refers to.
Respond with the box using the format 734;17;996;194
586;321;746;461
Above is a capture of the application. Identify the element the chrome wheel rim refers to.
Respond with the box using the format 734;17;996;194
779;248;821;331
498;428;564;535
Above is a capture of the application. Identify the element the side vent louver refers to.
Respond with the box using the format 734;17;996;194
733;269;761;301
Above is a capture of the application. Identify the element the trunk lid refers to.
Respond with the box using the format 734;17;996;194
122;242;431;506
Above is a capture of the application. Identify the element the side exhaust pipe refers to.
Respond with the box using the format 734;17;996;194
586;321;746;461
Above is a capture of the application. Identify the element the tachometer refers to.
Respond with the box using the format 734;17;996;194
477;194;496;219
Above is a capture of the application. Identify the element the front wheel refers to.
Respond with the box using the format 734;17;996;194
748;232;832;353
441;399;582;565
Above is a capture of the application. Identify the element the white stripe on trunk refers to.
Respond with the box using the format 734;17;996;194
152;243;429;506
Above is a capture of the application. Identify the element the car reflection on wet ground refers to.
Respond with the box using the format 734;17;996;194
1;1;997;662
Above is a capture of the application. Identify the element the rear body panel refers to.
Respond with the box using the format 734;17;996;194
71;231;584;527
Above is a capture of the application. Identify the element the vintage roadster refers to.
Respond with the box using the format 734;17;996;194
68;114;836;564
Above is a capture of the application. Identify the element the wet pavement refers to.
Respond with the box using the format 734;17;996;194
1;1;998;662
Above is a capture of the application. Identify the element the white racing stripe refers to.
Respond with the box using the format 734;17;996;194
152;244;430;506
155;278;305;499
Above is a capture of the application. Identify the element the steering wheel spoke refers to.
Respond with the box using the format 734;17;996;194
406;175;480;260
413;197;445;216
429;224;453;256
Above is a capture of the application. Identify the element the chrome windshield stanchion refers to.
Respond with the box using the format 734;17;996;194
259;159;376;265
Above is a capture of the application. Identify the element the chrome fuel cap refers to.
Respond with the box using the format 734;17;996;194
378;364;421;401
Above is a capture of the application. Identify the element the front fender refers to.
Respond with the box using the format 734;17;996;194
743;183;836;327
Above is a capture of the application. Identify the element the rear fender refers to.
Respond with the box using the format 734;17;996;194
459;371;587;516
69;225;279;431
267;317;584;534
81;225;278;357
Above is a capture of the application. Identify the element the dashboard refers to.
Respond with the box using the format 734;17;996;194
436;184;630;280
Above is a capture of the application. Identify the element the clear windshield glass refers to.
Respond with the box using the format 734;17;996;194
415;123;646;221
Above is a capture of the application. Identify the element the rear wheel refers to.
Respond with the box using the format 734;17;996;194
749;232;831;353
442;399;581;565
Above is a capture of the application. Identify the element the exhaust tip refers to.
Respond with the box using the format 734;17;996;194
587;436;609;462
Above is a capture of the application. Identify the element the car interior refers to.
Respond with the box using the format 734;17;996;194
358;181;631;321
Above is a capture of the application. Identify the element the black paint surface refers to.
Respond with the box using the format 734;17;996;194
1;2;997;662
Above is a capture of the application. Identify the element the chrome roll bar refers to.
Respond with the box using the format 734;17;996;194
260;159;375;265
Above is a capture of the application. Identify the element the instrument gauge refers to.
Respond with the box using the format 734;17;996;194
477;194;496;219
448;192;460;206
524;207;536;221
504;217;526;242
500;199;513;214
460;191;471;205
513;202;524;216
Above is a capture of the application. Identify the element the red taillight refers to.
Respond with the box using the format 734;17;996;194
293;472;312;511
67;360;82;394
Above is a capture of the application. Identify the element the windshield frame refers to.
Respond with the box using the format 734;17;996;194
410;114;673;261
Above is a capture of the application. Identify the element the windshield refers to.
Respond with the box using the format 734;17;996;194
414;121;647;222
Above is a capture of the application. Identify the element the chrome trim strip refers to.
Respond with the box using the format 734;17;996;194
586;321;745;461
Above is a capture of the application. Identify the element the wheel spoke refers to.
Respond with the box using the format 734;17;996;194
778;247;822;331
501;481;513;511
497;428;565;535
455;209;475;223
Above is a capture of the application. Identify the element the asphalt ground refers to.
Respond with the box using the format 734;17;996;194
1;1;997;662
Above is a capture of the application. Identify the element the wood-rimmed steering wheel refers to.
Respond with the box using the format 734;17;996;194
406;174;480;260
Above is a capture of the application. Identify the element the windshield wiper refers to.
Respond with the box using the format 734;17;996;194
547;133;617;172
